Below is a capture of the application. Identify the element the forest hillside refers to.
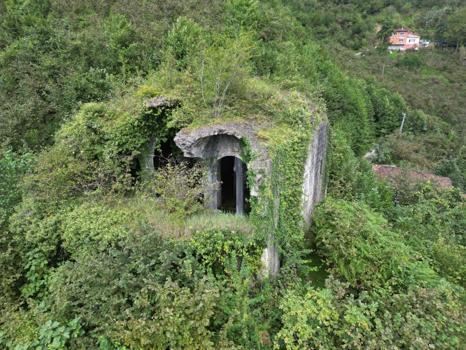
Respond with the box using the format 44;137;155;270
0;1;465;349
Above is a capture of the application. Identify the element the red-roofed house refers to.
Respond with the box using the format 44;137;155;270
388;28;420;51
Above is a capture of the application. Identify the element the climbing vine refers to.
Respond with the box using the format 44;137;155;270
250;93;327;264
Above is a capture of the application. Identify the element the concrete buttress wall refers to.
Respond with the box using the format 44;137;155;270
302;122;328;229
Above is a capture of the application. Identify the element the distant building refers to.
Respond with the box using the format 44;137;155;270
388;28;421;51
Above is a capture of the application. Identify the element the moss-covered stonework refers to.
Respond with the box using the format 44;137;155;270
174;108;328;276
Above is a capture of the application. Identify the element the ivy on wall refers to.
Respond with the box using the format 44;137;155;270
250;92;327;264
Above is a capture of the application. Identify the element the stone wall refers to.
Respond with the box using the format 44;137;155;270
174;119;328;277
174;122;271;197
302;122;328;230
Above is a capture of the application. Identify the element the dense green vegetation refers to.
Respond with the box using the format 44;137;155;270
1;0;464;349
287;0;466;190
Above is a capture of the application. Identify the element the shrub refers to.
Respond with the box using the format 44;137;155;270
320;66;374;154
366;83;407;137
60;202;137;255
391;183;466;286
396;52;424;70
190;228;262;275
276;279;464;350
146;162;205;221
327;128;394;212
275;287;338;350
312;198;437;290
2;198;65;301
111;278;219;350
0;150;33;227
165;17;204;70
0;151;34;300
23;95;175;201
44;228;208;345
41;224;266;349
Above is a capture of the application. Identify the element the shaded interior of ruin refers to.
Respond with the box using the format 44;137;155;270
153;129;186;169
153;138;174;169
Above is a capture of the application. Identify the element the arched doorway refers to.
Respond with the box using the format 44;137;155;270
218;156;250;215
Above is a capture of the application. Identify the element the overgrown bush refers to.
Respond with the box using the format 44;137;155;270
390;183;466;286
147;162;205;221
190;228;262;275
0;150;33;227
276;279;464;349
1;1;465;349
22;96;175;201
60;202;137;255
366;83;407;137
0;151;34;300
319;66;374;154
313;198;437;290
396;53;424;70
327;128;394;212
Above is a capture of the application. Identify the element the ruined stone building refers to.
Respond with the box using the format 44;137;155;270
141;97;329;276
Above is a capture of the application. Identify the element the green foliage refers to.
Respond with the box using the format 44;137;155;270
35;318;84;350
268;126;309;253
0;151;34;299
23;97;174;201
1;196;63;302
276;279;464;349
396;52;424;70
1;0;224;149
444;6;466;47
153;28;256;125
43;228;209;347
0;150;33;227
253;107;315;259
275;288;338;349
190;228;262;275
436;145;466;191
29;222;265;349
390;183;466;286
225;0;261;32
327;128;394;212
1;1;465;349
112;278;219;350
374;121;462;189
21;248;50;299
147;162;204;221
60;202;135;255
185;212;254;236
313;198;437;290
366;83;407;136
165;17;204;70
319;65;375;155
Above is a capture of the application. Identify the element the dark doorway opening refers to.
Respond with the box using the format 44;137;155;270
220;156;236;213
219;156;250;215
153;138;176;169
152;129;194;169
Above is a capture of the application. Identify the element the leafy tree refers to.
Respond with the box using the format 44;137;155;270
445;6;466;48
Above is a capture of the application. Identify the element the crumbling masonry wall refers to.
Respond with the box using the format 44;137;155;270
174;120;328;277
